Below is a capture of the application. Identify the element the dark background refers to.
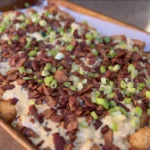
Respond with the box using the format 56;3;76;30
70;0;150;32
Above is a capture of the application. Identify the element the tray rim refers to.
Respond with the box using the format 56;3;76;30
0;1;149;150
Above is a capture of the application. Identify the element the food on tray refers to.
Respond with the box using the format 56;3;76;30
0;1;149;150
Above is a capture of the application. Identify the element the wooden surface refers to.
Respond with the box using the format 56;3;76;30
0;1;150;150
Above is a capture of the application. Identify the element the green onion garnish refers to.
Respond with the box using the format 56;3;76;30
146;91;150;98
79;121;88;128
13;35;19;41
26;68;33;74
18;66;26;74
23;77;32;80
58;66;63;70
109;101;117;107
41;70;50;77
28;49;37;57
91;49;98;56
108;66;113;71
50;80;57;89
44;63;52;71
127;64;135;73
90;111;99;120
64;82;71;88
70;85;76;91
108;50;117;58
120;80;126;89
130;116;140;127
137;83;145;91
96;98;109;109
100;66;106;74
66;44;74;51
113;64;121;71
85;33;93;40
39;20;47;27
101;77;107;85
111;122;118;131
131;69;138;79
147;109;150;116
44;76;53;87
124;98;131;104
135;107;143;117
51;68;56;73
103;36;110;43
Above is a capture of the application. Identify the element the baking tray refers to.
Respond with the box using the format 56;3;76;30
0;0;150;150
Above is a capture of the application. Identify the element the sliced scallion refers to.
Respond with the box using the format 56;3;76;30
18;66;26;74
100;66;106;74
96;98;109;109
90;111;99;120
135;107;143;117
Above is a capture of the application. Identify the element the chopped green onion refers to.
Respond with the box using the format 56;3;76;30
106;93;115;99
85;33;93;40
146;79;150;87
13;35;19;41
66;44;74;51
88;72;95;77
44;76;53;86
41;31;47;37
38;79;43;84
130;116;140;127
146;91;150;98
28;49;37;57
99;86;105;91
135;107;143;117
105;85;113;94
128;64;135;73
111;122;118;131
131;69;138;79
64;82;71;88
96;98;109;109
70;85;76;91
18;66;26;74
120;81;126;89
137;83;145;91
108;66;113;71
50;49;58;57
113;64;121;71
41;70;50;77
24;2;30;8
23;77;32;80
124;98;131;104
33;75;38;80
101;77;107;85
79;121;88;128
58;66;63;70
103;36;111;43
77;82;83;91
44;63;52;71
109;101;117;107
29;99;35;105
91;49;98;56
96;38;103;43
72;64;79;71
82;79;87;84
95;91;101;97
119;41;126;45
51;67;56;73
25;38;32;49
39;20;47;27
26;68;33;74
100;66;106;74
90;111;99;120
50;80;57;89
147;109;150;116
108;50;117;58
127;82;133;88
132;47;139;52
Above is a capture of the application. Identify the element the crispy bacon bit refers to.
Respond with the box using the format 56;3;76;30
92;79;99;89
28;105;37;116
54;70;68;83
16;79;25;85
116;92;124;101
86;115;93;124
103;129;113;144
146;63;150;76
43;96;56;107
132;52;142;61
1;83;15;90
41;108;55;119
67;120;78;132
53;133;66;150
22;127;37;138
9;98;19;105
93;120;102;130
28;90;39;99
88;57;97;65
35;113;44;124
101;125;109;134
37;140;44;147
69;96;79;111
51;114;63;122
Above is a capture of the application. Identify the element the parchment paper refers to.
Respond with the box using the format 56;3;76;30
25;2;150;51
